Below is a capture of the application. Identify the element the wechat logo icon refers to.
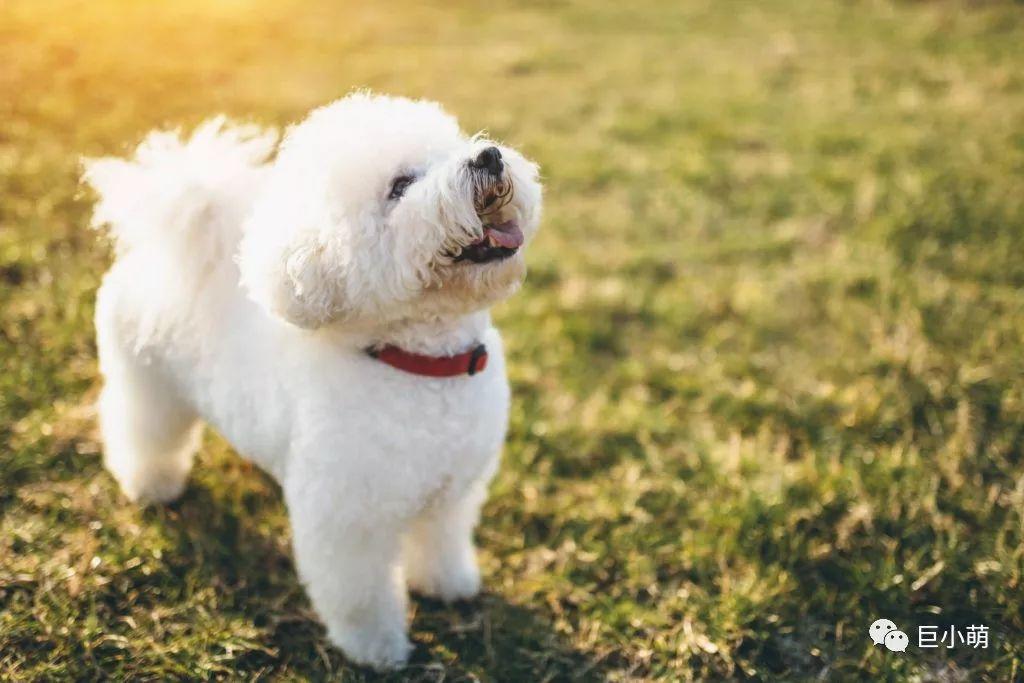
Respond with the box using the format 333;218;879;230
869;618;909;653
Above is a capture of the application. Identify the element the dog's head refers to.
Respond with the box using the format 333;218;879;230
239;93;542;329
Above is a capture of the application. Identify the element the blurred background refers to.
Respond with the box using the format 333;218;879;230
2;0;1023;679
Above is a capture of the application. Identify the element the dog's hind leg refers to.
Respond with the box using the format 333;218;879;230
96;316;201;504
403;480;486;603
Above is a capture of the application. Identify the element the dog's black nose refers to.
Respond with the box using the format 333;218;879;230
470;146;503;176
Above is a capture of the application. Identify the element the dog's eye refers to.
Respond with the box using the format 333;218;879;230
389;175;415;200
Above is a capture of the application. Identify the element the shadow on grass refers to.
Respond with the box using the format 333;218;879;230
146;479;608;681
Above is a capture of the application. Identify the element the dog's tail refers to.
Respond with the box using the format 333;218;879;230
83;117;277;264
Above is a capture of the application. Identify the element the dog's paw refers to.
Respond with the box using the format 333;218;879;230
407;555;482;603
108;465;188;504
330;624;413;671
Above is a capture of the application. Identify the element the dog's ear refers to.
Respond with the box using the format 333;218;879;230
237;223;352;329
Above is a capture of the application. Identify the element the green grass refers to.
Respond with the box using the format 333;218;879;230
3;0;1024;679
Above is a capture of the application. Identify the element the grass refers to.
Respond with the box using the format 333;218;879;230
2;0;1024;679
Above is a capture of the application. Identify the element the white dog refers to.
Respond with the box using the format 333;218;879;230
83;93;542;670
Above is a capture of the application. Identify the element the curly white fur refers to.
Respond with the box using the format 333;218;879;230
84;93;542;670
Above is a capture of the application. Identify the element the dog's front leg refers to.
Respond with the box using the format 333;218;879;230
285;478;412;671
403;480;486;603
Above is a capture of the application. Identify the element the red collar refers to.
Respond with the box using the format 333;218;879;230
366;343;488;378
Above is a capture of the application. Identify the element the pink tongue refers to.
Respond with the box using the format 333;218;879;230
483;219;524;249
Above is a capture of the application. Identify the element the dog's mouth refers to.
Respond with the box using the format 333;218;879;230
450;178;522;264
452;219;523;264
